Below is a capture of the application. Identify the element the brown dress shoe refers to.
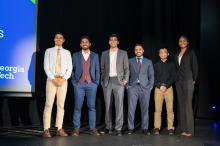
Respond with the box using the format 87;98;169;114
90;128;100;136
42;129;52;138
71;129;80;136
56;128;68;137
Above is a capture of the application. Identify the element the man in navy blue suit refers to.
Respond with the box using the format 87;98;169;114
127;44;154;135
71;36;100;136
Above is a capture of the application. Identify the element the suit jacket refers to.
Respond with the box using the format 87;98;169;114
128;57;154;89
174;49;198;82
71;50;100;85
101;49;129;87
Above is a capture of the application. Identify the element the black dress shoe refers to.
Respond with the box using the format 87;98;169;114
100;128;113;135
153;128;160;135
168;129;174;135
143;129;151;135
127;129;134;135
89;128;100;136
114;130;122;136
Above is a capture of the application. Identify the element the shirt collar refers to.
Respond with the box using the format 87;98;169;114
54;46;63;50
82;50;90;55
136;56;143;60
160;59;168;63
110;48;118;53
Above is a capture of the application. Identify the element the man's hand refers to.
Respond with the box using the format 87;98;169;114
123;81;127;86
52;76;65;87
56;77;65;86
160;85;167;93
52;78;59;86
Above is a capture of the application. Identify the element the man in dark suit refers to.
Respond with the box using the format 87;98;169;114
71;36;100;136
101;34;129;136
127;44;154;135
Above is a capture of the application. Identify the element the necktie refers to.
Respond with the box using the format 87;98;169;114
137;58;141;82
55;49;61;75
137;58;141;73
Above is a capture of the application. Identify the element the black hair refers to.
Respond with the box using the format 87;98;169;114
158;47;169;53
109;34;119;41
55;32;65;39
134;43;144;49
179;35;189;43
80;35;91;42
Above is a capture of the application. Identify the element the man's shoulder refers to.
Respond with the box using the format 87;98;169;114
118;49;127;54
90;51;99;60
45;47;55;52
129;57;136;62
72;50;81;56
102;50;109;55
90;51;98;56
143;57;152;64
154;60;160;65
62;48;71;54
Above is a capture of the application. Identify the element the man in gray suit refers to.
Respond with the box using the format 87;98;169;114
127;44;154;135
101;34;129;136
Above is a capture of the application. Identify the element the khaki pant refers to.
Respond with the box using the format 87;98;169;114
43;79;67;130
154;87;174;130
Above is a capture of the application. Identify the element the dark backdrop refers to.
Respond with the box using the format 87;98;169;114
0;0;219;128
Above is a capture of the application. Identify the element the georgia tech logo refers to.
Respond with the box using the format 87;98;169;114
0;29;4;38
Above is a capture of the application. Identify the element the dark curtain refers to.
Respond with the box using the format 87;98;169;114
36;0;200;128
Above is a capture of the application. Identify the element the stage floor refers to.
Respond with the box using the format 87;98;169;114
0;119;219;146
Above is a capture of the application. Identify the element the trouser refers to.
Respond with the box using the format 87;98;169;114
176;80;195;135
127;84;151;130
103;77;124;131
73;82;98;129
154;87;174;130
43;79;67;130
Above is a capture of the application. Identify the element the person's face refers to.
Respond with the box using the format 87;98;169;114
80;38;91;50
109;37;119;48
159;48;169;60
54;34;65;46
178;37;189;48
134;45;144;57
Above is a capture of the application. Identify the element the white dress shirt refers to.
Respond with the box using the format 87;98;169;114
82;50;90;61
109;49;118;77
178;55;182;66
136;56;143;64
44;46;73;80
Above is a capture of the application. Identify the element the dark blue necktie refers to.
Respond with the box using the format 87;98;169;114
137;58;141;82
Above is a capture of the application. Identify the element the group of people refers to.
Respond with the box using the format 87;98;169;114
42;33;198;138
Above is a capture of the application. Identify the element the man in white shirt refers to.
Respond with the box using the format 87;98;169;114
42;32;72;138
101;34;129;136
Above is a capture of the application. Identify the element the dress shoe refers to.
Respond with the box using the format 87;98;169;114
42;129;52;138
89;128;100;136
71;129;80;136
56;128;68;137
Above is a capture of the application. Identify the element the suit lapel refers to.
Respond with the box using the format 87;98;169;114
133;58;139;73
106;50;110;71
79;51;82;72
90;51;94;70
177;50;186;67
116;49;120;72
140;58;145;73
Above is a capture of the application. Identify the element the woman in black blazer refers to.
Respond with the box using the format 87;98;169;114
175;35;198;137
